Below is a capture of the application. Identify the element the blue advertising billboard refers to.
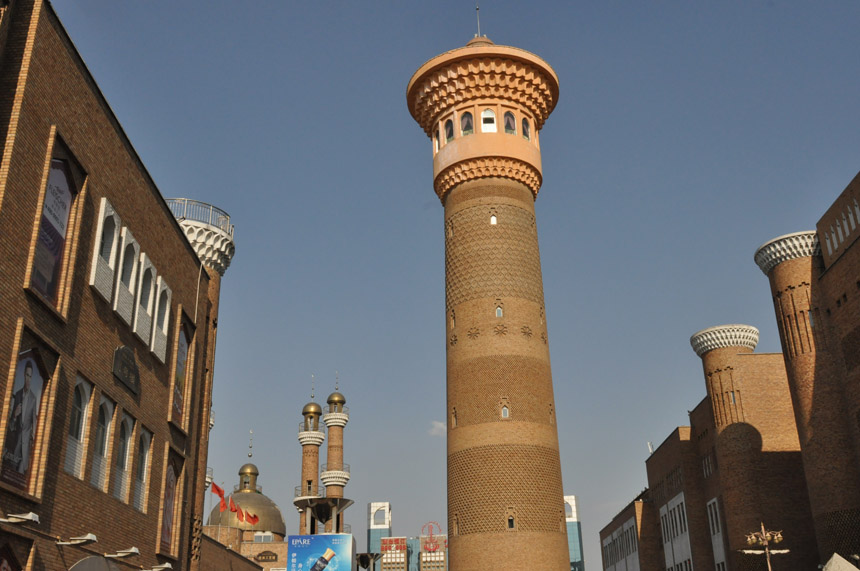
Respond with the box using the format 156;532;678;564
288;534;355;571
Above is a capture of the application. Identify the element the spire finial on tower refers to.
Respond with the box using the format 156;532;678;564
311;374;315;400
476;2;481;37
248;429;254;458
335;370;339;392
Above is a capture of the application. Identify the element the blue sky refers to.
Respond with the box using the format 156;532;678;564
54;1;860;565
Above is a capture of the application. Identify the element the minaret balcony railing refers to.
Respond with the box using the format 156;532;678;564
320;463;350;474
298;423;326;446
294;482;323;499
166;198;234;237
234;483;262;493
324;405;349;415
298;422;325;434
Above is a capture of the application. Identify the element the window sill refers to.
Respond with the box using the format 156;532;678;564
168;419;188;437
0;479;42;503
24;286;68;324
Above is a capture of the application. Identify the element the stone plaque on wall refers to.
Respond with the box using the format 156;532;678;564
112;346;139;394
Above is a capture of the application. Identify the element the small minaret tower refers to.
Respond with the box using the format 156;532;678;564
294;389;325;535
321;382;350;532
407;35;567;569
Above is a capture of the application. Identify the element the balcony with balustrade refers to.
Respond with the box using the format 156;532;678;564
166;198;236;275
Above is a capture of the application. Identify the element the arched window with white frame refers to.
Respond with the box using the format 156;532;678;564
89;198;122;302
113;227;140;325
134;254;157;342
64;377;92;478
113;415;134;501
90;398;115;491
522;117;531;141
151;277;172;362
133;429;152;512
481;109;497;133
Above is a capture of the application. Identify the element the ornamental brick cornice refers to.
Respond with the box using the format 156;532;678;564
297;430;325;447
320;470;350;488
178;219;236;276
323;412;349;428
754;231;820;276
690;324;759;357
434;156;542;202
407;45;559;137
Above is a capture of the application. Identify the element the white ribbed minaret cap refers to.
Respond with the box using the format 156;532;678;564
690;324;759;357
754;231;819;276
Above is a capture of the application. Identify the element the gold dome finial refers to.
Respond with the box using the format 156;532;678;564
303;375;323;418
248;429;253;458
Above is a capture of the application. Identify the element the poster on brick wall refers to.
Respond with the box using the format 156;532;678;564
288;534;355;571
1;345;51;493
31;159;76;305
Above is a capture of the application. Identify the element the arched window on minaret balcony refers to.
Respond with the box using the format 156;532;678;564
444;119;454;142
481;109;496;132
504;111;516;134
461;112;474;136
522;117;530;141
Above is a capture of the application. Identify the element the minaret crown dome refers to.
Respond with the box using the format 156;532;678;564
327;391;346;405
302;402;322;416
239;463;259;476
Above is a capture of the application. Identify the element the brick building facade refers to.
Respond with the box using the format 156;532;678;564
599;489;661;571
0;1;234;569
600;331;818;571
602;169;860;569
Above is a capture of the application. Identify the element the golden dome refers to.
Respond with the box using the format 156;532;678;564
327;391;346;405
302;402;322;415
238;463;259;476
206;491;286;537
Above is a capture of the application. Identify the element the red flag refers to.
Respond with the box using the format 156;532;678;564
236;507;245;522
219;496;227;512
229;496;238;513
246;513;259;525
211;482;225;498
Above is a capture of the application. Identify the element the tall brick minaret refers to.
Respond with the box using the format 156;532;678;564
407;36;568;569
322;387;350;532
295;396;324;534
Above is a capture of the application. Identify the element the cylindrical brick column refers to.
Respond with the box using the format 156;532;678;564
408;36;568;570
690;324;763;569
755;231;860;559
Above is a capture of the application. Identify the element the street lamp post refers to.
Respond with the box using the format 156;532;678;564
745;522;784;571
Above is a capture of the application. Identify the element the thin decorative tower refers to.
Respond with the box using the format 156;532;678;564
407;35;567;569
